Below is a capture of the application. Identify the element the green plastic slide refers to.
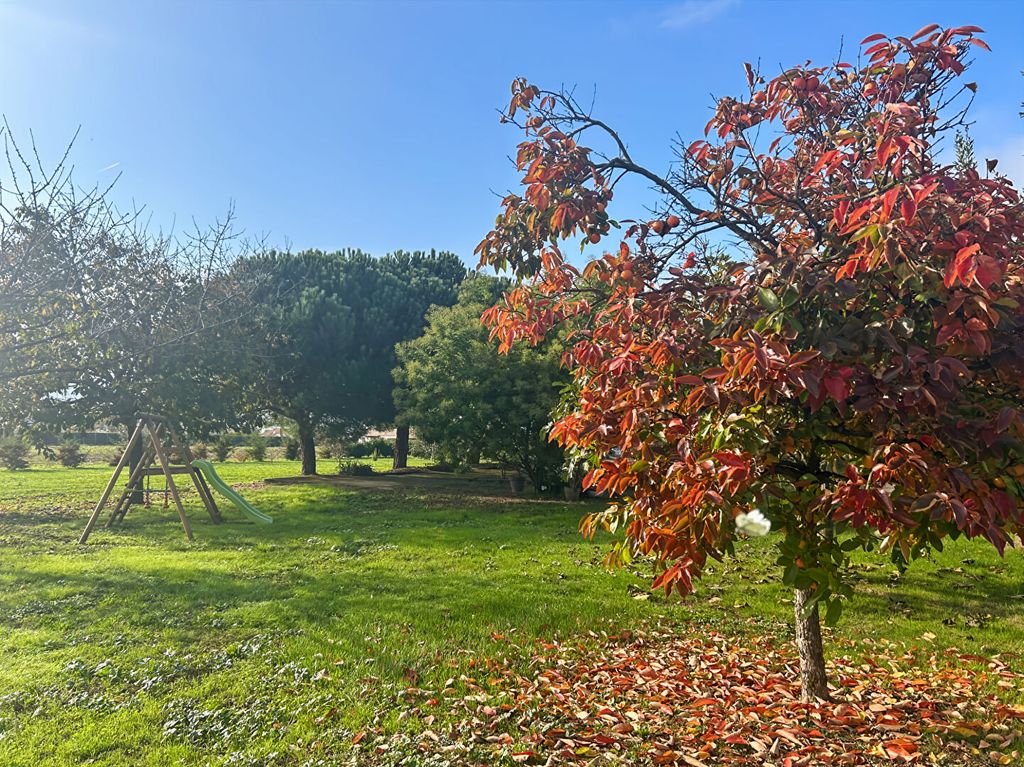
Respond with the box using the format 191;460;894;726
191;460;273;524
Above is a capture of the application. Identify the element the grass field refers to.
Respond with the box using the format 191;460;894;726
0;459;1022;765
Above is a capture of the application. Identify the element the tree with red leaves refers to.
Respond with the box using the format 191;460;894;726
477;25;1024;700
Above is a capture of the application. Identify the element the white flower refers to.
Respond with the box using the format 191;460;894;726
735;508;771;537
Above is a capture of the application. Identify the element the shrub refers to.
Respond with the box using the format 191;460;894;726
409;438;438;460
0;437;30;470
192;443;209;460
57;440;85;468
248;435;269;462
337;459;375;476
213;435;233;462
348;438;394;459
284;439;299;461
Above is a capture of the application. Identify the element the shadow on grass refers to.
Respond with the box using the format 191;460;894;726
1;487;618;647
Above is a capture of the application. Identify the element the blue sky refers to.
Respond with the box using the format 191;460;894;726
2;0;1022;264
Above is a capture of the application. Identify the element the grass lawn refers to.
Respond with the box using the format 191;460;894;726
0;459;1022;765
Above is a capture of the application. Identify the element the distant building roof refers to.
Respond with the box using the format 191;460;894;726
362;428;398;441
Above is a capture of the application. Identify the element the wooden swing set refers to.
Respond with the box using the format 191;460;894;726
78;414;221;544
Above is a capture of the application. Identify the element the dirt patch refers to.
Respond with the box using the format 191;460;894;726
230;481;268;491
264;468;574;505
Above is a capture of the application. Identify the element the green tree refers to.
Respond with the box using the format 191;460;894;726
0;436;30;470
320;249;465;469
232;250;353;474
213;435;233;462
954;129;977;175
233;249;463;475
56;440;85;468
394;277;567;488
247;435;269;462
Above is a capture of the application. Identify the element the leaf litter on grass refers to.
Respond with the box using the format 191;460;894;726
380;629;1024;766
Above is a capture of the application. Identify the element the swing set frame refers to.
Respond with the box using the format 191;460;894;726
79;414;221;543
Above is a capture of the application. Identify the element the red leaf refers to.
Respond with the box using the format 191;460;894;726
944;243;981;288
823;370;851;405
913;181;940;205
880;187;900;221
910;23;939;40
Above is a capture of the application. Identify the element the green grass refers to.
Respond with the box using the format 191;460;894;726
0;460;1021;765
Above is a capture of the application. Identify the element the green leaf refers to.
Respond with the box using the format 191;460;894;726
849;224;878;243
825;598;843;626
782;563;799;587
757;287;780;311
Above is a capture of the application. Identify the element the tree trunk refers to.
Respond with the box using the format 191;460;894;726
392;424;409;470
298;420;317;476
794;588;829;701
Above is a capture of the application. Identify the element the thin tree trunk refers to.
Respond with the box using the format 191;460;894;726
794;588;829;701
297;419;316;476
392;424;409;470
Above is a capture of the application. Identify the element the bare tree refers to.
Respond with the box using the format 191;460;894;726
0;125;269;438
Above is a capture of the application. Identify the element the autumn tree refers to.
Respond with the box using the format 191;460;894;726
477;25;1024;700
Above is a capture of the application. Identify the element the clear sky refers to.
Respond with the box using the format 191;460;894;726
2;0;1022;264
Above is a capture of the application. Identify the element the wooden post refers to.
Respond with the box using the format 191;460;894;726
167;422;221;523
191;469;222;523
108;445;156;526
148;420;193;541
109;423;163;526
79;420;145;544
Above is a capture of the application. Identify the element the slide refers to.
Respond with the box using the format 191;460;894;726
191;460;273;524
